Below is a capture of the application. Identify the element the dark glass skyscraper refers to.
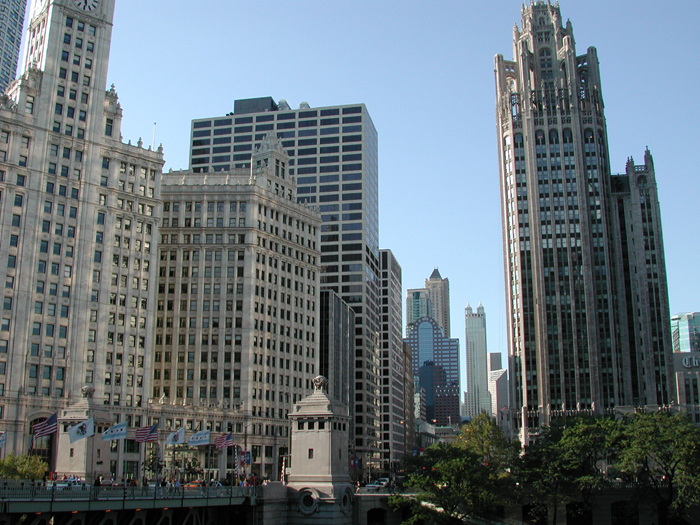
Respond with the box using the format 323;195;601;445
405;317;460;427
495;2;673;444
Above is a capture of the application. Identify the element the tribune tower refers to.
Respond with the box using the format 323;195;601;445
494;1;673;443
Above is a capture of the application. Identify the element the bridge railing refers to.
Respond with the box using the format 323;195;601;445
0;483;255;502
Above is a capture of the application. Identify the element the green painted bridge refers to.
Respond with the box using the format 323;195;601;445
0;484;257;524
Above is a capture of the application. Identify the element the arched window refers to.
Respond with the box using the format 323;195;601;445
535;131;546;146
579;70;588;100
548;130;559;144
562;129;573;144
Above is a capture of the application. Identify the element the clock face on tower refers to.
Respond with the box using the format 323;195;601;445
72;0;99;11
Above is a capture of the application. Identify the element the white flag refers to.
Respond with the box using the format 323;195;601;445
188;429;211;446
102;421;127;441
68;417;95;443
166;427;185;446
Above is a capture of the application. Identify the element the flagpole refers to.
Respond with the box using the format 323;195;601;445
90;434;95;483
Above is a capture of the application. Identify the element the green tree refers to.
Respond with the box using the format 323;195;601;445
392;415;516;524
616;411;700;520
457;413;519;473
516;424;577;525
515;417;623;525
558;417;623;499
0;453;48;480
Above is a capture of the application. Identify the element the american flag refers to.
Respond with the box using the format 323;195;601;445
215;432;234;449
33;412;58;438
135;424;159;443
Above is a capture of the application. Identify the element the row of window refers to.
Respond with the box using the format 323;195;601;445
163;200;246;213
162;217;245;229
156;316;238;328
193;106;361;129
160;249;244;262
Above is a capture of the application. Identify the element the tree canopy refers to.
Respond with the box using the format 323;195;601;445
0;453;48;480
394;411;700;524
391;414;516;524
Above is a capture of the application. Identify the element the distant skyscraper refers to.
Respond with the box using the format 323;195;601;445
189;96;381;472
464;302;490;417
405;288;432;336
487;353;509;427
406;268;450;337
671;312;700;353
425;269;450;337
378;249;406;472
406;317;460;426
495;1;674;443
0;0;27;92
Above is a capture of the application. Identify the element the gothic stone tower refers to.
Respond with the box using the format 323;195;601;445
494;1;674;444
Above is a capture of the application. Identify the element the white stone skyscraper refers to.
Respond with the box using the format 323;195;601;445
464;303;490;418
0;0;163;472
155;135;321;480
495;1;673;443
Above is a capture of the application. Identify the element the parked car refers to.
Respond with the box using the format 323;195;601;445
374;478;390;487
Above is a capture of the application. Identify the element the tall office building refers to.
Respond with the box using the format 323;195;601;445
188;97;381;471
0;0;163;472
405;317;460;426
406;269;450;338
464;302;490;417
378;249;406;473
156;135;321;479
405;288;431;335
425;269;450;337
495;1;674;443
0;0;27;92
671;312;700;353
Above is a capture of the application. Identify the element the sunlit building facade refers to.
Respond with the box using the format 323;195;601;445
156;135;321;479
0;0;163;475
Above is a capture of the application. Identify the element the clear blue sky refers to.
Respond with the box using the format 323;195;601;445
105;0;700;387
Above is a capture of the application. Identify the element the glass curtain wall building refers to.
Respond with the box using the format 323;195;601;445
0;0;27;92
